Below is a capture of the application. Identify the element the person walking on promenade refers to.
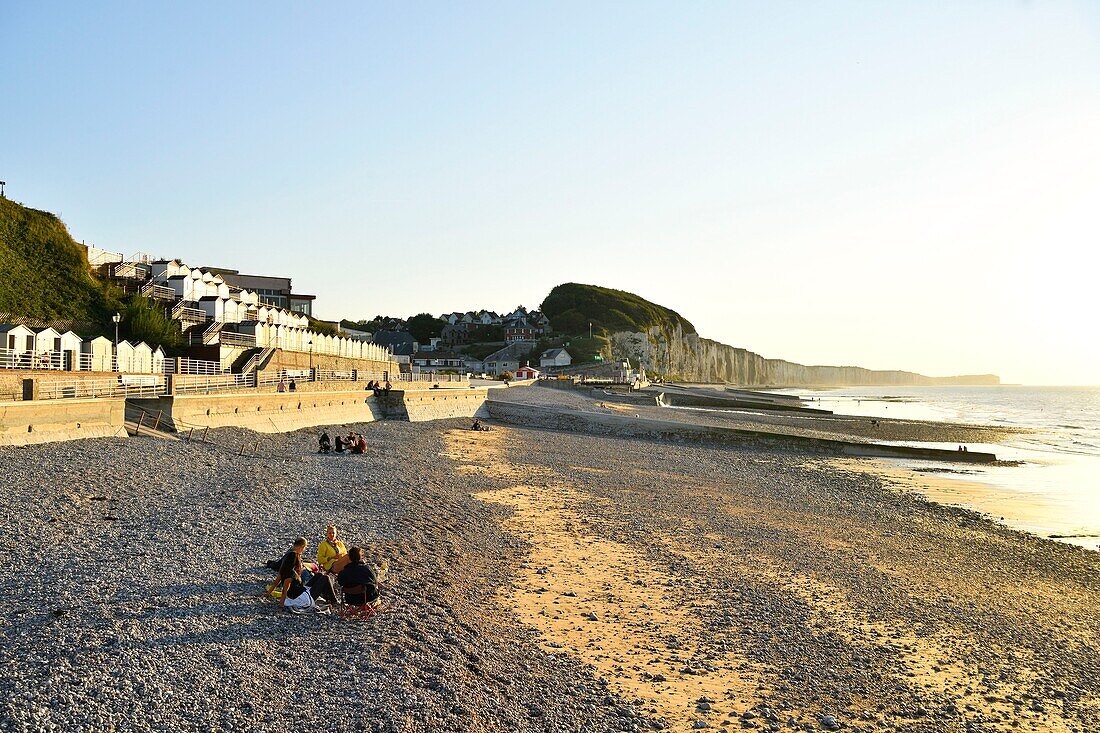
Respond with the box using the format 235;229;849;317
289;378;297;392
277;379;286;393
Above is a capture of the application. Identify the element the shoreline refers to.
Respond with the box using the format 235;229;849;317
496;384;1099;554
828;457;1100;552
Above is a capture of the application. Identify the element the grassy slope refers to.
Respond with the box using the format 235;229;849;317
540;282;695;339
0;197;111;323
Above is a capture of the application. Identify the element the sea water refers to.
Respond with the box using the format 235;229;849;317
789;386;1100;550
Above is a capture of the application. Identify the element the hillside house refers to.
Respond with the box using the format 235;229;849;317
483;342;531;376
539;348;572;369
515;365;540;380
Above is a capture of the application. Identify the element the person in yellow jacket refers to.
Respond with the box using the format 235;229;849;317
317;524;348;573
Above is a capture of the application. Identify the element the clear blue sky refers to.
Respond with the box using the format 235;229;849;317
3;2;1098;384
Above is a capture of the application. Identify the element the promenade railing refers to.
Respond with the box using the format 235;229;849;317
37;375;166;400
163;357;223;375
255;369;309;388
173;373;255;394
315;369;356;382
0;348;125;373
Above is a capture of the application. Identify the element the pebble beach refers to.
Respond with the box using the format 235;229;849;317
1;390;1097;732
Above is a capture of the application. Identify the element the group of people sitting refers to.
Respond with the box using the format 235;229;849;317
470;418;491;432
264;525;386;616
317;430;367;454
366;380;392;393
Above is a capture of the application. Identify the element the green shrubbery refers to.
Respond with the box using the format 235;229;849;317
121;296;184;350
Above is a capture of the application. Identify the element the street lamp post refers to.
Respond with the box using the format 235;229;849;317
112;313;121;371
307;340;313;371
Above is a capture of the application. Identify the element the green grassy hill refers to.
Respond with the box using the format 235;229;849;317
0;197;186;348
0;197;113;323
540;282;696;338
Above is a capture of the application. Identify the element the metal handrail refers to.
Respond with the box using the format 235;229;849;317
37;376;166;400
173;372;255;394
163;357;223;375
219;331;257;348
140;283;175;300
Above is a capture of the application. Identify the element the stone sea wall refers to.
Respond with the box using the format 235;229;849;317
608;325;999;387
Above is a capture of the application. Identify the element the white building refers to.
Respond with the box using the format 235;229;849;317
539;348;572;369
82;337;114;372
1;324;35;368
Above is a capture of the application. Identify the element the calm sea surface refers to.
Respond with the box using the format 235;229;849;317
781;386;1100;550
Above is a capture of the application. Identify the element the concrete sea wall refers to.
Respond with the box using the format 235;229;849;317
129;387;491;434
0;398;126;446
378;388;490;422
129;391;385;433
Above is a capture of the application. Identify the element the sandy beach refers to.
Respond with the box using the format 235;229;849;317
1;394;1097;732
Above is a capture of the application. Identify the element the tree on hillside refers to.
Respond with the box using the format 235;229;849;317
405;313;445;343
121;296;183;351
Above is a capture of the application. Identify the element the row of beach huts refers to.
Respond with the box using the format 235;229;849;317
1;323;167;373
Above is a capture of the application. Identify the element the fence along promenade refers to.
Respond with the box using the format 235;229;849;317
11;354;462;401
36;375;165;400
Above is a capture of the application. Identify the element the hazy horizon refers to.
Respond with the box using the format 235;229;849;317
3;2;1097;385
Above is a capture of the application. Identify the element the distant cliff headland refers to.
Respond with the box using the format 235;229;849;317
540;283;999;387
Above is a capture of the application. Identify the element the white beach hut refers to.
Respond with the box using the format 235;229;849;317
32;327;62;369
151;346;166;374
132;342;153;373
116;341;137;372
82;336;114;372
59;331;84;370
1;324;36;368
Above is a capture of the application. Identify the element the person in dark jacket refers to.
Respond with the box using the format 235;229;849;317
337;546;386;607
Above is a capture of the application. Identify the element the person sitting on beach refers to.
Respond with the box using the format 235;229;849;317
334;435;345;453
266;537;315;611
470;418;490;432
317;524;348;573
318;431;331;453
351;434;367;454
337;546;386;609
